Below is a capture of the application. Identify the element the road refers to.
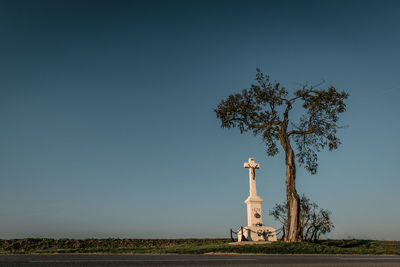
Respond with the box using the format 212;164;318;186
1;254;400;266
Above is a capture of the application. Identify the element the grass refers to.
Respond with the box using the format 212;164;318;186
1;238;399;255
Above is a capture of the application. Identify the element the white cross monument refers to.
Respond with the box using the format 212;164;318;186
238;157;277;242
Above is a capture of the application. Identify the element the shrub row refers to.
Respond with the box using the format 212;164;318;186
0;238;229;253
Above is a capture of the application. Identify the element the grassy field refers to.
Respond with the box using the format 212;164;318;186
1;238;399;255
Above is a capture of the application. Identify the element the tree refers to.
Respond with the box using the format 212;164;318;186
270;195;334;241
214;69;348;242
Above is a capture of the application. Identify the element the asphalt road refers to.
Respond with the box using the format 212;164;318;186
1;254;400;266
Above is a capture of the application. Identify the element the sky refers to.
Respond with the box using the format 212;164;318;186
0;0;400;240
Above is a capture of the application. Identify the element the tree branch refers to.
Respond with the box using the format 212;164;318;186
288;110;318;136
232;117;280;132
282;100;291;126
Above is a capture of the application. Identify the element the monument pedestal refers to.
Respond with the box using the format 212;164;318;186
237;195;277;242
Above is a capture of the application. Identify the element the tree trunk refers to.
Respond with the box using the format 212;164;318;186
305;225;313;241
299;206;305;240
311;226;319;242
280;134;301;242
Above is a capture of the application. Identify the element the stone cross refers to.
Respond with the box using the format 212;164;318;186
244;157;260;197
239;157;278;242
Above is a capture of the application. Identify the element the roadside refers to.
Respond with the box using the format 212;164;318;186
1;239;400;255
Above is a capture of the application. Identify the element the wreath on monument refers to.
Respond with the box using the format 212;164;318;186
257;229;265;236
254;212;261;218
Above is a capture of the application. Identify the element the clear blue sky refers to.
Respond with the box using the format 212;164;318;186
1;0;399;240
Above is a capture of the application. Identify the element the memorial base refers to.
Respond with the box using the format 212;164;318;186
238;226;277;242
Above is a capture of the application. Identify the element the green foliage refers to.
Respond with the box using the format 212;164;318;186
1;239;399;255
214;70;285;156
0;238;227;254
270;195;334;241
293;87;349;173
214;69;349;174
